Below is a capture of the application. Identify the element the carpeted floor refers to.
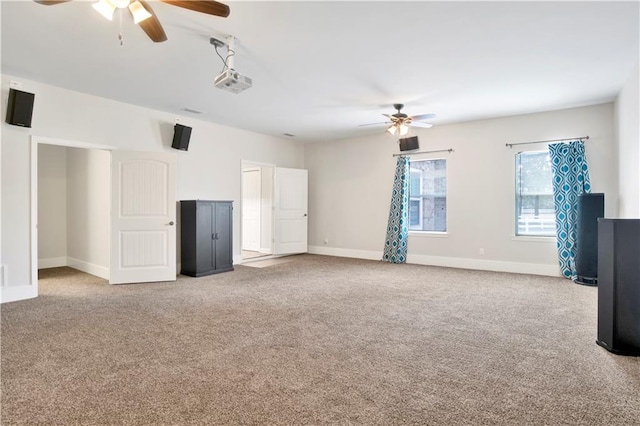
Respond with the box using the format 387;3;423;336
1;254;639;425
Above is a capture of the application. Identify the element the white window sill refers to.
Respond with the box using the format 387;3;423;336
511;235;556;243
409;231;449;238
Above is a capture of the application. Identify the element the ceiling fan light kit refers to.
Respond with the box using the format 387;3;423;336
128;1;152;24
92;0;151;23
92;0;116;20
387;123;409;136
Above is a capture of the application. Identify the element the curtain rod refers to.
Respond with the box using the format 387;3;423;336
506;136;589;148
393;148;453;157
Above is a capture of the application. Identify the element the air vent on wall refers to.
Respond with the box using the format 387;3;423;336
181;107;203;114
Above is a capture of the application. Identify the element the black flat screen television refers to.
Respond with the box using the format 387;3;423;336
399;136;419;151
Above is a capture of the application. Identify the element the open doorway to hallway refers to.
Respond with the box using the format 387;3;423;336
241;161;274;262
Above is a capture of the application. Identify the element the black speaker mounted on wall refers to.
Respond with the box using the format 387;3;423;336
6;88;35;128
399;136;419;152
171;124;192;151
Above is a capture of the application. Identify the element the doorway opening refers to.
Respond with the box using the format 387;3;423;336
240;163;309;264
34;138;114;291
241;161;274;262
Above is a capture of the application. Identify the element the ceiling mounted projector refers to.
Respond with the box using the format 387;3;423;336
211;35;252;94
214;69;252;94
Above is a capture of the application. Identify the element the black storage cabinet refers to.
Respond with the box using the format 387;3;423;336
180;200;234;277
596;218;640;356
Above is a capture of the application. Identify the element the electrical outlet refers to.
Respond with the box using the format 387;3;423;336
479;248;485;256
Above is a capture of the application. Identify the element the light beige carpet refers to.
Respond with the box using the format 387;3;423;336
242;257;293;268
2;254;639;425
242;250;269;260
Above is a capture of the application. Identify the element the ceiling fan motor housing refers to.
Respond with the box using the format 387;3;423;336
392;103;408;119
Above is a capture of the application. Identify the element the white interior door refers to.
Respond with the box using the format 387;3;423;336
242;168;261;252
273;167;308;255
110;151;176;284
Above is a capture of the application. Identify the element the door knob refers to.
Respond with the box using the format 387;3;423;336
303;213;308;217
167;221;175;226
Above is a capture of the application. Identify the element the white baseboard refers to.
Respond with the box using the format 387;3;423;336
38;257;67;269
309;246;382;261
406;253;560;277
308;246;560;277
67;257;110;280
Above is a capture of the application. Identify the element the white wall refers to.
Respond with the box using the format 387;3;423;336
66;147;110;278
37;144;67;267
1;122;33;299
305;103;617;276
0;74;304;299
614;61;640;218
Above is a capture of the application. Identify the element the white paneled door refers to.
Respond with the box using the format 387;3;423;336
274;167;308;255
110;151;177;284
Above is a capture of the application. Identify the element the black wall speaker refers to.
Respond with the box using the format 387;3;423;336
6;88;35;128
171;124;192;151
399;136;419;152
575;192;605;285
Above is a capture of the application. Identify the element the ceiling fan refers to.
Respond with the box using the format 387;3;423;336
360;103;436;136
33;0;230;43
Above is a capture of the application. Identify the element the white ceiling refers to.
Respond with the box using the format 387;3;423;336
2;1;639;142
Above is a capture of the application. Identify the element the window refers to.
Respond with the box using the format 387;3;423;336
515;150;555;236
408;159;446;232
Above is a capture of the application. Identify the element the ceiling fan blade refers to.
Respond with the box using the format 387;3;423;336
409;122;433;129
161;0;230;17
359;121;391;127
33;0;71;5
136;0;167;43
410;113;437;121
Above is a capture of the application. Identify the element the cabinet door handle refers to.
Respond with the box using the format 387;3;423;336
212;233;219;240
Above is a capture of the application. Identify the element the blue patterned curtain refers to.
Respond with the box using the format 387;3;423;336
383;156;410;263
549;141;591;279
